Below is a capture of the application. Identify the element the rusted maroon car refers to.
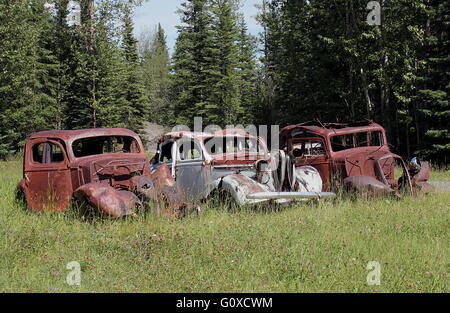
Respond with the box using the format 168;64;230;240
151;128;335;206
280;121;432;196
17;128;192;218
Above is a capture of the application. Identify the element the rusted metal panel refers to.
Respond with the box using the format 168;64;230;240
221;173;270;205
343;175;393;196
375;153;414;195
19;138;72;212
280;120;388;149
74;183;139;218
410;161;430;182
139;163;195;218
409;161;433;194
30;128;141;142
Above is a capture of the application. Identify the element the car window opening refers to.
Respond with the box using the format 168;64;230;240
178;141;202;160
32;142;64;164
204;136;262;155
159;142;173;163
72;136;140;158
330;131;384;152
292;139;326;157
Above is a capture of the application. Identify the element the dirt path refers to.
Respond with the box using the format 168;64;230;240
429;181;450;192
140;122;166;154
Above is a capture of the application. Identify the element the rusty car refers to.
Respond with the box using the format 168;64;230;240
280;121;432;196
17;128;194;218
150;128;336;206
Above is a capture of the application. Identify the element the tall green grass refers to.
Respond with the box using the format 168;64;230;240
430;167;450;181
0;161;448;292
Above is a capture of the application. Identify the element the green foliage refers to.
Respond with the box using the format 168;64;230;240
0;0;59;158
0;0;448;165
236;15;258;124
0;0;149;158
170;0;257;127
116;6;148;133
257;0;449;164
207;0;241;125
414;1;450;163
139;24;171;125
170;0;217;127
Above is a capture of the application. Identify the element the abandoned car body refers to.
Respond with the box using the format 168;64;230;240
17;128;192;218
280;121;432;196
151;129;336;206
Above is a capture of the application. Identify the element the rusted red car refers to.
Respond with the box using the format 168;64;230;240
280;121;432;196
17;128;193;218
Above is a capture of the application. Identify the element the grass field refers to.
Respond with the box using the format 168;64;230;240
0;161;448;293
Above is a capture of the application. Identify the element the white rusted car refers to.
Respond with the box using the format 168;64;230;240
150;129;335;206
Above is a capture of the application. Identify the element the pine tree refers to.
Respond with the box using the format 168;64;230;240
52;0;74;130
208;0;242;125
171;0;254;127
252;0;280;126
140;24;171;125
171;0;217;127
416;0;450;163
61;0;148;131
117;4;147;133
255;0;450;161
0;0;448;164
94;0;128;128
63;0;99;129
236;15;257;124
0;0;59;157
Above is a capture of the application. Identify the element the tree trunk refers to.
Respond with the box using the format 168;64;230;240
88;0;96;127
360;68;373;118
87;0;95;51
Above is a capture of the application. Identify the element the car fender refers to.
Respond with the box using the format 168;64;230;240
295;166;323;192
221;174;270;206
74;183;140;218
343;175;394;196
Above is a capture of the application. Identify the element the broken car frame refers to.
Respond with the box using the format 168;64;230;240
151;128;336;206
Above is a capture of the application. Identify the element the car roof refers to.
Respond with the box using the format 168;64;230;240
29;128;140;141
280;120;385;139
161;128;260;141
